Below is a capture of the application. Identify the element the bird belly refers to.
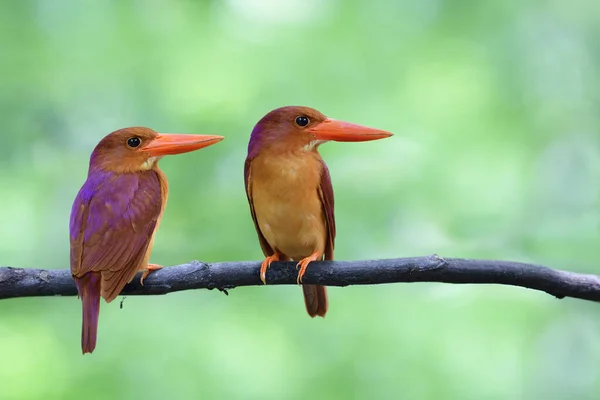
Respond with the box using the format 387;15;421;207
251;157;327;261
257;202;326;260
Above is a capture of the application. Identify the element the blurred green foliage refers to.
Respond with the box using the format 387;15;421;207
1;0;600;399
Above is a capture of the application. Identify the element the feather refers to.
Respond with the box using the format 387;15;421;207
245;153;332;317
244;157;274;256
318;159;336;260
74;271;101;354
303;159;335;317
70;170;163;303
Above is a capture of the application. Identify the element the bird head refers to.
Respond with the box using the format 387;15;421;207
247;106;392;157
89;127;224;173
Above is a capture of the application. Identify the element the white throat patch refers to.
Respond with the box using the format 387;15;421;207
141;156;161;170
302;140;327;152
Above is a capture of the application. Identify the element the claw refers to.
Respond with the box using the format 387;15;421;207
140;263;163;286
296;252;321;285
260;253;280;284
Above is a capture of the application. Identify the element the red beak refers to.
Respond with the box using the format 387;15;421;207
141;134;224;157
307;119;393;142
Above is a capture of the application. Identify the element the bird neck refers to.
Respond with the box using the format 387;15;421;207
88;158;162;174
252;149;324;183
256;144;323;161
87;164;165;189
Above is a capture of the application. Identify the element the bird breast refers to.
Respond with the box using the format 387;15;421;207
251;152;327;260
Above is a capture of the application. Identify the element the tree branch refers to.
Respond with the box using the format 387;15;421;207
1;255;600;302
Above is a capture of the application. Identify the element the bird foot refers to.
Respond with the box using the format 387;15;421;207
140;263;163;286
296;252;321;285
260;254;280;285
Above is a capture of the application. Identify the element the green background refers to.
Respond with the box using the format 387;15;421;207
1;1;599;399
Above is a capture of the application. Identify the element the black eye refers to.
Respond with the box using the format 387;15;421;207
127;137;141;148
295;116;309;127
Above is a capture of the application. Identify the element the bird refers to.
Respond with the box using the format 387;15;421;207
244;106;392;317
70;127;223;354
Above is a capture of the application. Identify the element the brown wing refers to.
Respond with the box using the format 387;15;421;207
70;171;163;302
318;160;336;260
244;158;274;257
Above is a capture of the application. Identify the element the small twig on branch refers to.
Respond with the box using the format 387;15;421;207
1;256;599;302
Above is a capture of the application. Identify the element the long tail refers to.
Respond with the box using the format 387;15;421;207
302;285;328;318
74;272;102;354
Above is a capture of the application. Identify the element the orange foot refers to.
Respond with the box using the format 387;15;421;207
296;251;321;285
140;263;163;286
260;253;281;285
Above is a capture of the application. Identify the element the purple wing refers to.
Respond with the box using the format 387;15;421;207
70;170;163;302
244;157;274;256
318;160;336;260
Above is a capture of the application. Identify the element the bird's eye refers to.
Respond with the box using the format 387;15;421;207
295;116;310;127
127;137;141;148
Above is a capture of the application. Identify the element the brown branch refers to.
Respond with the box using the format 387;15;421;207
1;255;599;302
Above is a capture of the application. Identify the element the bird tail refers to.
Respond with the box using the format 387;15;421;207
302;285;328;318
74;272;102;354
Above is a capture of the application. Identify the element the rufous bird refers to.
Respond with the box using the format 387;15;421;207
244;106;392;317
70;127;223;353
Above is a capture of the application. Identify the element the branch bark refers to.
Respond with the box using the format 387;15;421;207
1;255;600;302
